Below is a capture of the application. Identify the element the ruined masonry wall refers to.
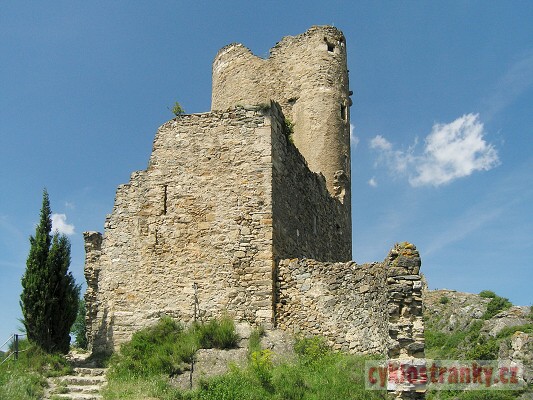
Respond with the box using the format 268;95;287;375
270;103;351;261
275;242;424;358
85;108;274;353
84;103;355;353
385;243;425;360
275;259;388;353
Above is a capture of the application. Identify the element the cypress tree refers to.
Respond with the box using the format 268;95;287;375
20;189;79;353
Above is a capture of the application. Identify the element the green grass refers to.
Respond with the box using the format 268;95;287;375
104;316;241;399
247;326;265;358
195;317;239;350
0;339;72;400
104;318;387;400
192;336;386;400
106;315;239;381
425;320;484;359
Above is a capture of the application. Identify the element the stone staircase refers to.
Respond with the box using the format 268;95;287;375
45;352;108;400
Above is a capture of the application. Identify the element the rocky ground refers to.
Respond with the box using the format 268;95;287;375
423;288;532;390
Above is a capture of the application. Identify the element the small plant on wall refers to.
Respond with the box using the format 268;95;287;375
170;101;185;116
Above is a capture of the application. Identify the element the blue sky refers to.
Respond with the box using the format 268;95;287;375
1;1;532;343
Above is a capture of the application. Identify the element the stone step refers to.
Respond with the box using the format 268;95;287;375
73;367;108;376
50;393;102;400
57;375;107;386
62;384;102;394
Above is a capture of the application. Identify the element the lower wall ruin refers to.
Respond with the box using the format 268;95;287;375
275;242;424;359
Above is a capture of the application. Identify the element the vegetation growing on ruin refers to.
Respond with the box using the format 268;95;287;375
106;315;238;380
171;102;185;116
102;317;387;399
283;117;294;144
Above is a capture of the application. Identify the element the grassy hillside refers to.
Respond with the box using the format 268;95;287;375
423;289;532;400
0;339;72;400
102;317;387;400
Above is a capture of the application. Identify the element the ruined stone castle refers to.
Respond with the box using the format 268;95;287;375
84;26;424;363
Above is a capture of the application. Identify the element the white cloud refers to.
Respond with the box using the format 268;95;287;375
368;177;378;187
369;114;500;187
410;114;500;186
369;135;392;151
51;213;75;235
350;124;359;149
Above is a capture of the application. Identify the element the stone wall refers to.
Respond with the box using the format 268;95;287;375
270;103;351;262
85;107;275;353
84;103;354;353
212;25;351;200
274;242;424;358
384;243;425;359
275;259;388;354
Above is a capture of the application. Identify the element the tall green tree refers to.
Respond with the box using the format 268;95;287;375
72;298;88;349
20;189;79;353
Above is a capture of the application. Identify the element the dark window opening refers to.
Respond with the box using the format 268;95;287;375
340;104;346;121
327;43;335;52
163;185;168;215
288;97;297;105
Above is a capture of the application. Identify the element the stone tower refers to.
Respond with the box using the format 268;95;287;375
83;26;354;353
212;26;351;202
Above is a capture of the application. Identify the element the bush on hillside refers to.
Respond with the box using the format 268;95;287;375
193;315;239;350
479;290;497;299
483;295;512;320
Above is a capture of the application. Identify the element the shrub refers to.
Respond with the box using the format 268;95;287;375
294;336;330;362
466;339;499;360
250;349;273;389
479;290;497;298
439;296;450;304
482;296;512;320
171;101;185;116
71;298;87;349
194;315;239;350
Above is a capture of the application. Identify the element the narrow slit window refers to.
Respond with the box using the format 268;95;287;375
327;42;335;53
163;185;168;215
340;104;346;121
